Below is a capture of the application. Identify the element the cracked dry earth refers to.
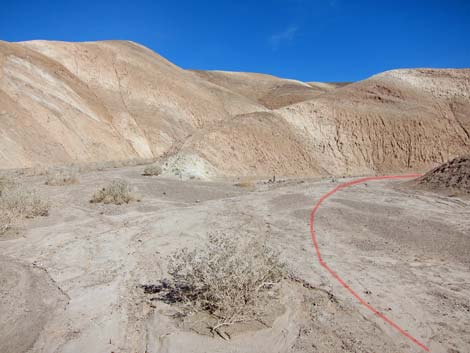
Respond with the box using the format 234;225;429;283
1;166;469;353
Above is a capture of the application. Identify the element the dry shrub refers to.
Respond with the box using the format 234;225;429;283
142;164;162;176
45;169;79;186
1;188;49;218
234;180;255;190
81;158;158;172
0;177;14;196
6;158;158;176
0;178;49;234
0;209;13;234
143;232;286;335
16;166;49;177
90;180;139;205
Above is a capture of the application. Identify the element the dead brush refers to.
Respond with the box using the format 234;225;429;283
1;188;49;218
142;163;162;176
0;178;49;234
0;209;13;235
0;176;13;196
45;169;79;186
142;232;286;338
233;180;256;191
90;180;139;205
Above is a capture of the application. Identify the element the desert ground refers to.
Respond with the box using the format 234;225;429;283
1;165;469;353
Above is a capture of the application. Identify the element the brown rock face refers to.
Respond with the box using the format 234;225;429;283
1;40;469;177
414;156;470;195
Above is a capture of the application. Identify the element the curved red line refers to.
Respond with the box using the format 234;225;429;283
309;174;430;352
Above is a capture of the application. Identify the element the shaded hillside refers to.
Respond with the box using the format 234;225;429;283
413;156;470;195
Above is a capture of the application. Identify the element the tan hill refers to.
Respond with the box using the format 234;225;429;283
170;68;470;178
191;70;347;109
1;40;469;177
412;156;470;195
0;40;264;169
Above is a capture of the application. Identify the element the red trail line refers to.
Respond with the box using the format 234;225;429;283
309;174;430;352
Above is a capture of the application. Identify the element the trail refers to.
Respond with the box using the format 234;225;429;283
309;174;430;352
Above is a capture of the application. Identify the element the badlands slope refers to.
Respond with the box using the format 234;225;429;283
0;40;264;169
1;40;469;177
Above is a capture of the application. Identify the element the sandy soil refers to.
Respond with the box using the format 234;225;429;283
1;166;469;353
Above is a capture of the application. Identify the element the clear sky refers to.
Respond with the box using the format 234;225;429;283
1;0;470;82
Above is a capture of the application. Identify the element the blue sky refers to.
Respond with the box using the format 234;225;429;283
1;0;470;82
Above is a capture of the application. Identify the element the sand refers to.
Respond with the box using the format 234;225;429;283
0;166;469;353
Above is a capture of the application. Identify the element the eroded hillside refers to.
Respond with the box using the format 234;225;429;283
1;40;469;177
0;40;264;169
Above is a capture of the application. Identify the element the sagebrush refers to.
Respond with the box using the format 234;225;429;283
0;177;13;196
142;232;286;335
90;180;139;205
234;180;255;189
0;177;49;234
45;169;79;186
142;164;162;176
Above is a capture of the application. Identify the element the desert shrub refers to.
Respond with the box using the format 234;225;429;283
234;180;256;192
142;232;286;335
142;163;162;176
90;180;139;205
81;158;158;172
45;169;79;186
0;209;13;234
1;188;49;218
0;177;13;196
0;179;49;234
234;180;254;188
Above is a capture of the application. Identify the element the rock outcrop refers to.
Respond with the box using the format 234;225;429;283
413;156;470;195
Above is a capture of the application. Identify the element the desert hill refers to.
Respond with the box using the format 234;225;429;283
171;69;470;177
1;40;469;177
191;70;347;109
0;40;264;169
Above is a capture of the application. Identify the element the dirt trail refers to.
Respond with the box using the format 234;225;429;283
309;174;430;351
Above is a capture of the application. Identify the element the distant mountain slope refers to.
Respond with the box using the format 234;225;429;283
191;70;346;109
1;40;469;177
